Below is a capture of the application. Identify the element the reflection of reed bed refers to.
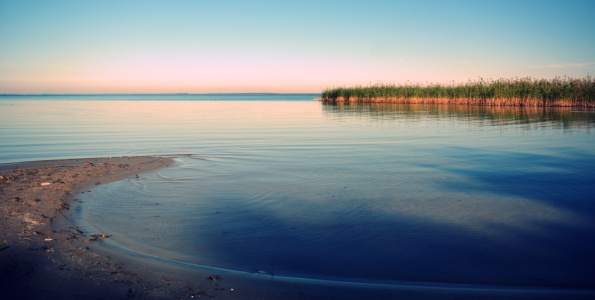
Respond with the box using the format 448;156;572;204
320;77;595;107
321;102;595;128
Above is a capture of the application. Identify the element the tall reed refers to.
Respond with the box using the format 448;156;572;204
320;76;595;107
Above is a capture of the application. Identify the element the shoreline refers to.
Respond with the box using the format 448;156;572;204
0;156;218;299
317;97;595;107
2;156;595;299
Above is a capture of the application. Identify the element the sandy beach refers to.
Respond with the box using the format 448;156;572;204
2;156;595;300
0;156;204;299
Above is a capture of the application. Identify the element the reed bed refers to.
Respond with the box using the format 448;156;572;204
320;76;595;107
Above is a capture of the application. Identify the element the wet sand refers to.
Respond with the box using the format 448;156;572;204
2;156;594;300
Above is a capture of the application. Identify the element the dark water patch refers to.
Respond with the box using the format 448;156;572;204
419;147;595;216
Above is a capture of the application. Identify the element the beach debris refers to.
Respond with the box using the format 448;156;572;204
90;234;111;239
0;240;7;250
84;162;94;165
207;275;221;281
256;270;267;275
44;238;54;241
41;182;50;186
89;234;111;242
88;234;111;242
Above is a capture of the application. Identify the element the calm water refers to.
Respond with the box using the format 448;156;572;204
1;94;595;289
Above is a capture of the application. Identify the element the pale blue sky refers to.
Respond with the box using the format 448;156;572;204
1;0;594;93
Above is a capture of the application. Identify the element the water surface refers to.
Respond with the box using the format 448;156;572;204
1;95;594;289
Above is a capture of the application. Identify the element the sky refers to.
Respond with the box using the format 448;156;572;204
1;0;594;94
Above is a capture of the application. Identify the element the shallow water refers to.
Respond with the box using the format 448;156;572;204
1;95;595;289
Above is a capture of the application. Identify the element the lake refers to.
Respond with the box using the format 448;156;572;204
1;94;594;291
